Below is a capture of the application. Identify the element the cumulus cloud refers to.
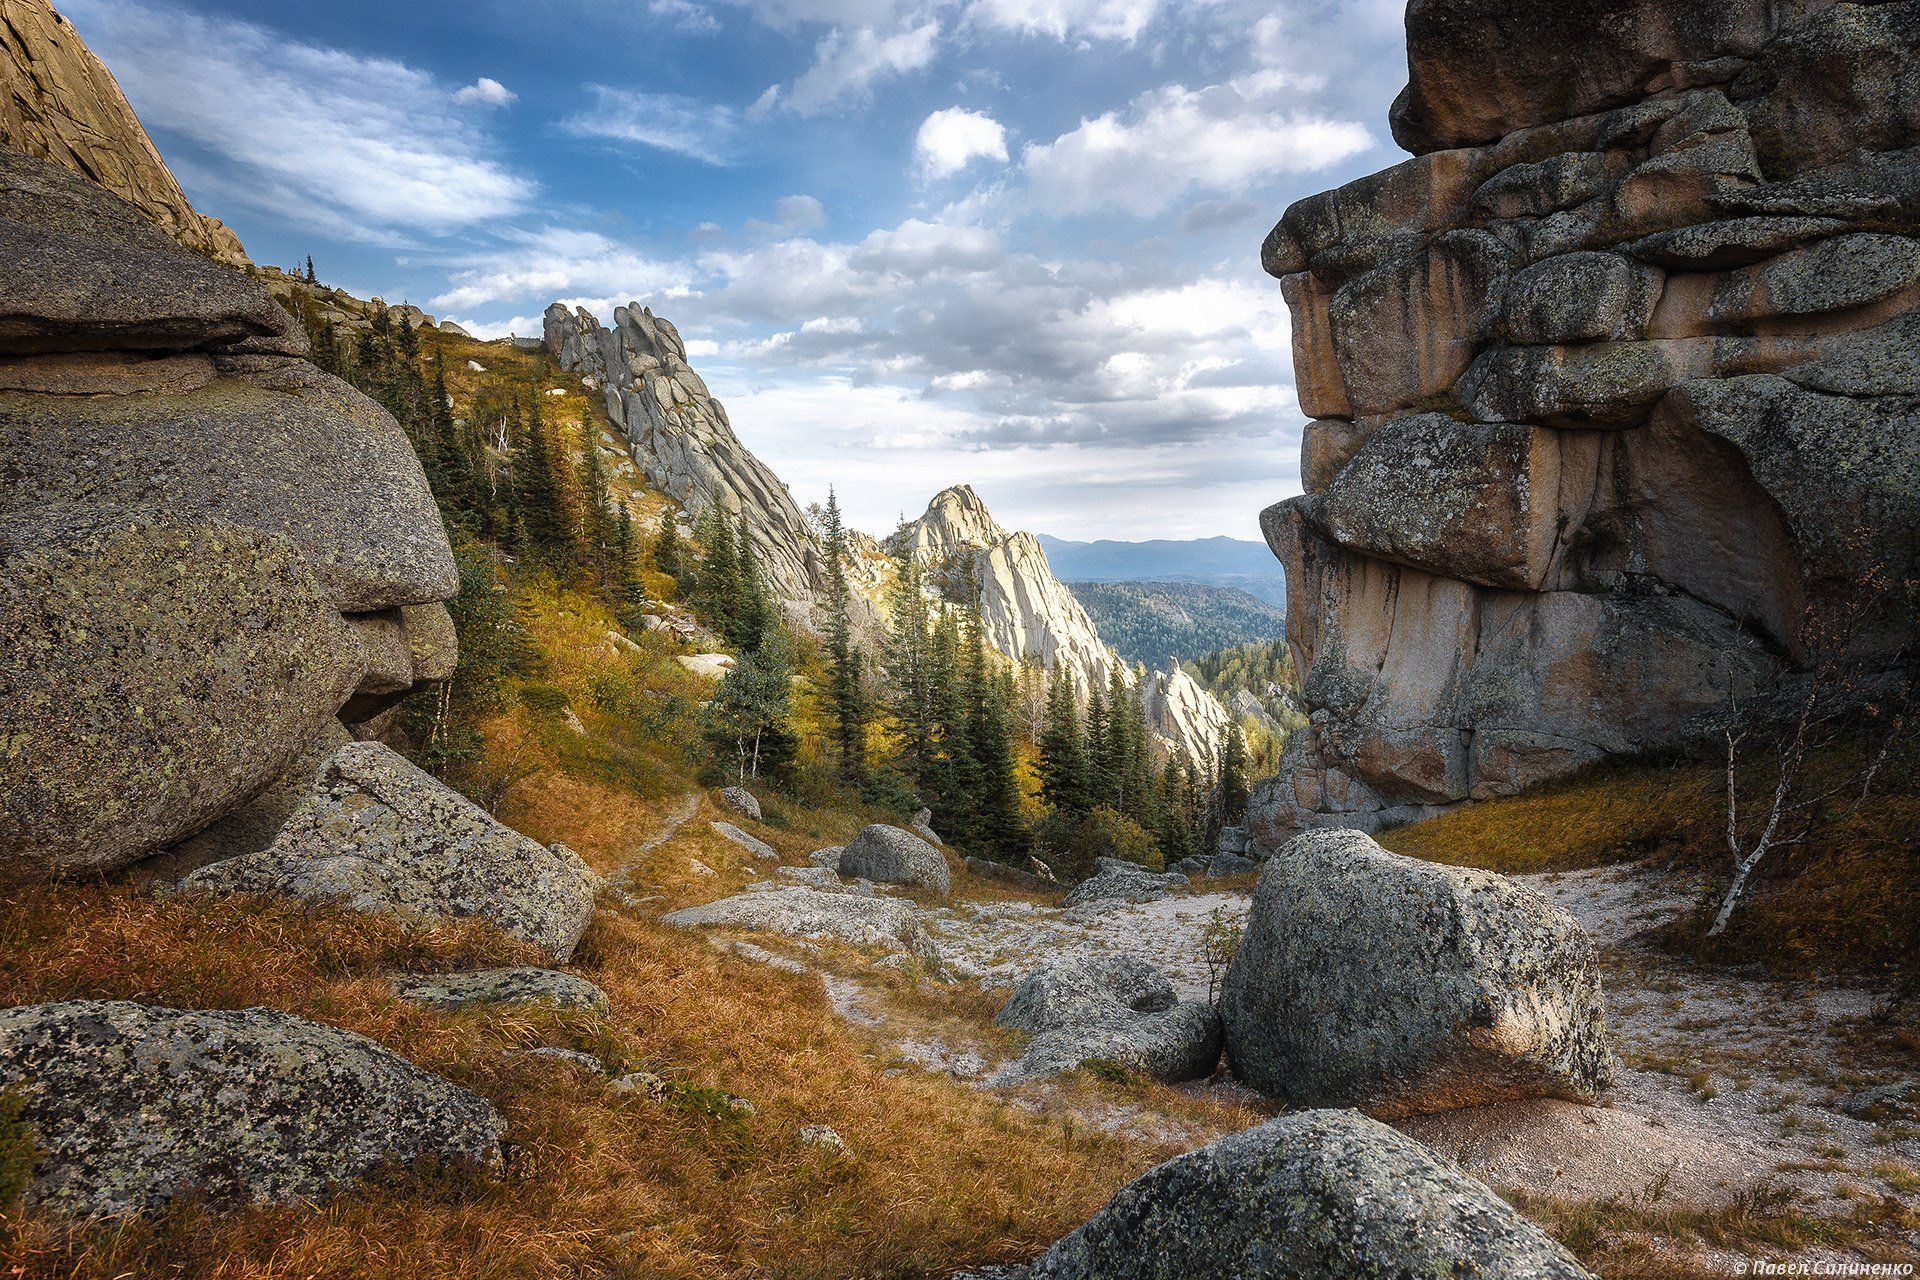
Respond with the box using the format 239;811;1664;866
965;0;1160;42
781;20;941;115
454;76;516;107
1023;80;1372;217
559;85;739;164
774;194;826;229
914;106;1008;180
428;227;693;313
61;0;531;239
850;219;1002;275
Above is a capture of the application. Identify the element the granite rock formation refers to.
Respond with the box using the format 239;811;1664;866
893;486;1232;765
993;955;1222;1085
0;1001;504;1214
0;146;456;874
1221;829;1613;1118
661;886;938;960
1008;1109;1595;1280
543;301;829;619
839;823;953;897
1252;0;1920;844
0;0;247;264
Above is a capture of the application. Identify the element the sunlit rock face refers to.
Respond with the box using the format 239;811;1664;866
544;301;829;622
1252;0;1920;848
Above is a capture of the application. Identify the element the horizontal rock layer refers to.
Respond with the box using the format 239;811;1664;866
1253;0;1920;843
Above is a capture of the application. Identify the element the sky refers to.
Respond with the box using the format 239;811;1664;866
63;0;1412;541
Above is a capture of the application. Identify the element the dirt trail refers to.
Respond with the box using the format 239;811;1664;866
606;792;700;892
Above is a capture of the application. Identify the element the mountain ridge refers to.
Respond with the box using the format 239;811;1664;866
1037;533;1286;605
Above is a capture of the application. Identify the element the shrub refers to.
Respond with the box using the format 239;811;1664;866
1037;806;1161;880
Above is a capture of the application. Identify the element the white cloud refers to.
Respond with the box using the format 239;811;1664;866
559;85;738;164
61;0;531;240
914;106;1008;180
1023;80;1372;217
850;219;1002;275
428;227;693;313
782;20;941;115
774;194;826;229
965;0;1160;42
454;76;516;107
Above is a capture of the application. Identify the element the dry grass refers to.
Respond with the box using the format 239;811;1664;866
1378;748;1920;976
0;872;1172;1279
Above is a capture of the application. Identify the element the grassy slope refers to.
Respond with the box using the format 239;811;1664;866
0;331;1253;1279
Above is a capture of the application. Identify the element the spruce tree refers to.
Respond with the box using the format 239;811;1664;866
885;554;936;798
927;609;971;819
577;432;611;585
820;489;868;783
1219;722;1251;826
1038;667;1089;817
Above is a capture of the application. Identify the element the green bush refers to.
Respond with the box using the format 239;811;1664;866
1037;806;1162;880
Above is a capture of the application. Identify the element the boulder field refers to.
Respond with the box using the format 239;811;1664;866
1250;0;1920;846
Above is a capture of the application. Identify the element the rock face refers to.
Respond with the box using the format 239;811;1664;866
0;1001;504;1214
543;302;829;620
1221;830;1612;1118
891;486;1232;767
1252;0;1920;845
182;742;598;962
0;147;456;874
993;955;1221;1084
662;886;935;959
0;0;247;264
1024;1109;1595;1279
839;824;952;896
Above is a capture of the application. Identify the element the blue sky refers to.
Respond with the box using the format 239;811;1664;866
64;0;1410;540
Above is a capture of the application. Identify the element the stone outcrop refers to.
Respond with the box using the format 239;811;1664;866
543;301;829;620
662;886;936;959
0;0;247;264
182;742;598;962
390;967;611;1013
0;1001;503;1214
1221;829;1613;1118
1011;1109;1595;1279
839;823;952;896
992;955;1221;1085
1061;858;1189;908
892;486;1233;767
0;147;456;874
1252;0;1920;844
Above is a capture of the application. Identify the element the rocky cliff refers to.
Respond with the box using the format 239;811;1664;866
892;486;1230;765
1250;0;1920;847
544;302;828;620
0;0;247;265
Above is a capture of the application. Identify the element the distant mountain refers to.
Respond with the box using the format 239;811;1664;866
1037;534;1286;605
1066;581;1286;667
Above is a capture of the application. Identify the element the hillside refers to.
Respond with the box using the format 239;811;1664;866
1037;535;1286;605
1066;580;1285;666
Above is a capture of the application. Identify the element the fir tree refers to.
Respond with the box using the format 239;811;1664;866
1219;722;1252;827
820;489;868;783
885;554;937;798
303;254;316;284
1038;666;1090;817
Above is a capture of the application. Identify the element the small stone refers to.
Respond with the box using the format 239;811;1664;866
720;786;761;820
711;821;778;859
391;967;610;1014
800;1124;848;1153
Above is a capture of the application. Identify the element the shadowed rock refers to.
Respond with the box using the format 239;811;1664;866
840;824;952;896
1222;830;1612;1118
0;1001;503;1215
993;955;1220;1085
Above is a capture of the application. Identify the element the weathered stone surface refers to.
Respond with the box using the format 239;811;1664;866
1062;860;1188;908
1505;252;1662;344
0;512;360;872
0;148;287;355
964;855;1058;892
720;786;761;820
391;967;611;1013
711;821;777;859
840;824;952;896
1025;1109;1595;1279
0;1001;503;1214
1222;830;1613;1118
993;954;1221;1085
1707;232;1920;324
0;358;456;612
1627;216;1847;269
0;2;248;264
808;846;846;871
662;886;935;958
182;743;598;962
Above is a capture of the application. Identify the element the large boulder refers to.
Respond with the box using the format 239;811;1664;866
1221;830;1612;1117
993;955;1221;1085
840;824;952;896
662;886;936;959
1023;1109;1595;1279
0;511;360;872
1062;859;1187;908
0;1001;503;1214
181;742;598;962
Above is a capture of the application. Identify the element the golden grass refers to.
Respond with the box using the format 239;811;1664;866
1379;748;1920;976
0;873;1175;1279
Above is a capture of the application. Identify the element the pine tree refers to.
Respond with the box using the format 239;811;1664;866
964;630;1027;858
577;433;611;585
1158;757;1197;866
885;554;937;798
611;507;647;616
654;516;686;585
689;504;741;639
732;513;775;653
1084;681;1111;808
927;610;971;819
304;254;316;284
820;489;868;783
1038;666;1089;817
1219;722;1251;826
515;390;572;567
704;626;797;784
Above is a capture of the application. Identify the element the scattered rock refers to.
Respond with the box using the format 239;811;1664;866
711;821;777;859
663;886;936;959
840;824;952;896
774;865;843;890
1221;829;1613;1118
1838;1077;1919;1121
1207;852;1258;876
808;846;846;872
964;855;1059;892
711;938;812;974
391;967;610;1014
608;1070;668;1101
910;807;943;844
514;1046;603;1073
181;742;598;962
688;858;717;877
0;1001;503;1214
993;955;1221;1085
1025;1109;1595;1279
800;1124;848;1154
676;653;736;678
720;786;761;820
1062;860;1188;908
